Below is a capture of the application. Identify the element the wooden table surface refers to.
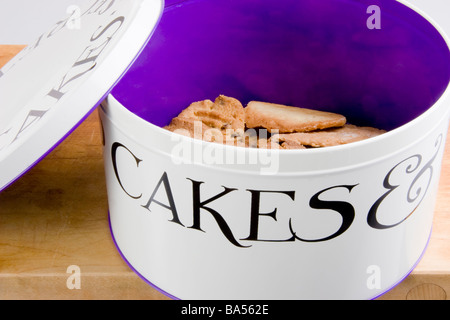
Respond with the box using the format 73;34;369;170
0;45;449;300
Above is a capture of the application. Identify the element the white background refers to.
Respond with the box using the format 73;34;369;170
0;0;449;44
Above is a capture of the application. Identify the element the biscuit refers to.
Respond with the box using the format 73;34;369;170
164;96;386;149
234;130;258;148
164;117;223;143
257;138;282;149
164;95;246;145
272;124;386;148
280;140;306;150
245;101;346;133
178;95;245;132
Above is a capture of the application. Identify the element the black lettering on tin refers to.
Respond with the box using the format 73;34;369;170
12;110;47;142
90;16;124;42
242;189;296;242
368;134;442;229
82;0;116;16
142;172;184;227
188;179;248;248
47;16;124;102
290;184;357;242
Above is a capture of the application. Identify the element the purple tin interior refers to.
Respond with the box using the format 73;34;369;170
112;0;450;132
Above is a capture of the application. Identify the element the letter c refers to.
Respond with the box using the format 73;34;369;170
111;142;142;199
290;184;357;242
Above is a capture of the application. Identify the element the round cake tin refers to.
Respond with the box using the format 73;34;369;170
99;0;450;299
1;0;449;300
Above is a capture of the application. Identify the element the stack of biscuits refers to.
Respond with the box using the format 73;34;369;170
164;95;385;149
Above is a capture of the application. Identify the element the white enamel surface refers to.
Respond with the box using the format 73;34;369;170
0;0;163;192
100;94;449;299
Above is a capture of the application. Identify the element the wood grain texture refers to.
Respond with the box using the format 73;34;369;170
0;45;26;68
0;45;448;300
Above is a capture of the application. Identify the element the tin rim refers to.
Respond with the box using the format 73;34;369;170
103;0;450;174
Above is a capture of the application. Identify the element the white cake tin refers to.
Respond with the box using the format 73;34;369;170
99;0;450;299
1;0;449;300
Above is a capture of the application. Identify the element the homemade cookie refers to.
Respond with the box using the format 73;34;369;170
164;96;385;149
164;95;246;144
280;140;306;150
178;95;245;132
245;101;346;133
164;117;223;143
272;124;386;148
257;138;283;149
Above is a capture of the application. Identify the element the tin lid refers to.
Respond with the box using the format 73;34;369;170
0;0;164;192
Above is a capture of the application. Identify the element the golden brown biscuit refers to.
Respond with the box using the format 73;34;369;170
177;99;214;119
245;101;346;133
229;130;258;148
164;96;385;150
272;124;386;148
164;117;223;143
164;95;246;145
280;140;306;150
178;95;245;132
256;138;283;149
